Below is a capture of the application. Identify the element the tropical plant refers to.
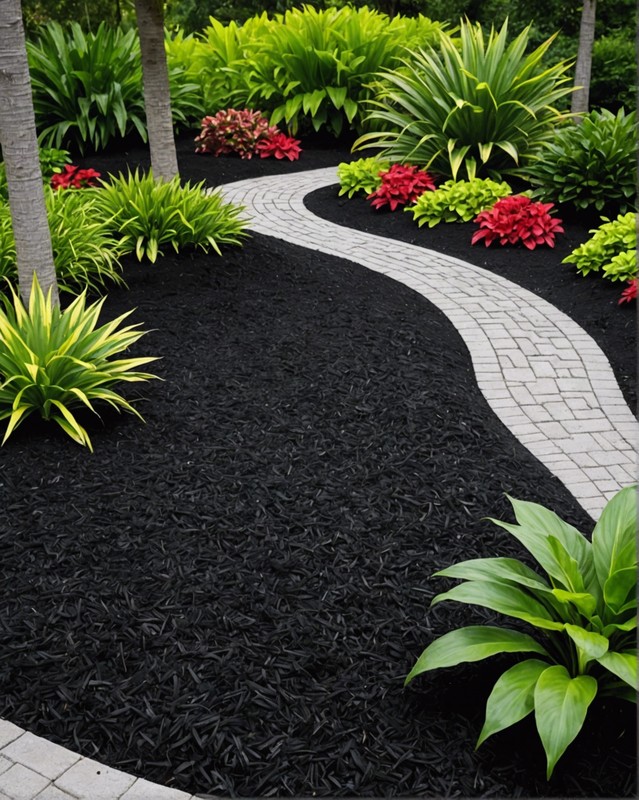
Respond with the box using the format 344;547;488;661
0;147;71;201
50;164;102;190
562;212;637;282
353;19;574;180
0;274;159;451
589;31;637;112
255;132;301;160
195;108;277;158
407;178;511;227
368;164;436;211
406;487;637;779
618;279;637;305
472;195;564;250
0;186;124;296
91;170;247;263
337;156;390;198
27;21;201;153
523;109;637;216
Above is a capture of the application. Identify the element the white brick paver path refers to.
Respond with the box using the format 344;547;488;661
1;165;635;799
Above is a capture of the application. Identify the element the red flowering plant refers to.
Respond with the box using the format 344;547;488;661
367;164;436;211
50;165;101;190
618;279;637;304
472;194;564;250
255;132;301;161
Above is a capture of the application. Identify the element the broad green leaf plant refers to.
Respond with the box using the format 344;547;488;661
406;488;637;779
0;275;159;451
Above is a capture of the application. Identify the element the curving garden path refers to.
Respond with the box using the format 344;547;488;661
0;166;636;800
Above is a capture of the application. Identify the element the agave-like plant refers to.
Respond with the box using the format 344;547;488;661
354;18;574;180
406;487;637;779
0;274;159;450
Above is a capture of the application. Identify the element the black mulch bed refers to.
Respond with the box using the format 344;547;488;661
0;132;635;798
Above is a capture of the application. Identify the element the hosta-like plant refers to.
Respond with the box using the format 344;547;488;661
337;157;390;198
472;195;564;250
92;170;247;263
407;178;511;227
354;19;573;180
0;275;159;451
406;487;637;779
523;109;637;215
562;212;637;282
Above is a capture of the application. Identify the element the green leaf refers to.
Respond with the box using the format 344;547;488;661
434;557;552;594
551;589;597;618
405;626;549;685
603;566;637;615
596;650;637;690
563;624;609;661
534;665;598;779
592;486;637;599
477;659;548;747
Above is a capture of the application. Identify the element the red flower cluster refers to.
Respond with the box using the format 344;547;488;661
618;279;637;304
194;108;301;161
255;131;301;161
367;164;436;211
472;195;564;250
50;165;101;190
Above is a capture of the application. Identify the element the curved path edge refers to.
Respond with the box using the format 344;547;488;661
0;165;636;800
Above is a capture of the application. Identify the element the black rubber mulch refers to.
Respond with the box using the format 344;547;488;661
0;133;635;799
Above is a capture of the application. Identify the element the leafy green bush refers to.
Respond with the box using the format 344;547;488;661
0;274;159;450
0;147;71;201
337;157;389;197
562;213;637;282
0;188;124;295
406;178;511;227
590;31;637;112
406;487;637;779
242;5;447;137
27;21;201;153
523;109;637;215
354;19;573;180
92;170;248;263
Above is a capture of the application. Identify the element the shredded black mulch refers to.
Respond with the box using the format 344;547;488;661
0;132;635;799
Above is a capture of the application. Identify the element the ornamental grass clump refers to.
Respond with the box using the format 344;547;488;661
368;164;436;211
337;157;390;198
0;274;159;451
472;195;564;250
354;19;573;180
406;487;637;779
407;178;511;227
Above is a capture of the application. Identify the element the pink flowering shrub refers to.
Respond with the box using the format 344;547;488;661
50;165;101;190
255;132;301;161
367;164;436;211
472;195;564;250
618;279;637;304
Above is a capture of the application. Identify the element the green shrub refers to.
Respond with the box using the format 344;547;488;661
92;170;248;263
354;18;573;180
406;487;637;779
523;109;637;216
0;188;124;296
562;212;637;282
337;157;389;197
590;31;637;113
406;178;511;227
27;21;201;153
0;274;159;451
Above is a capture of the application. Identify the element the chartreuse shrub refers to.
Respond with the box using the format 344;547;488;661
0;188;123;295
27;21;201;153
406;487;637;779
354;19;573;180
337;157;390;198
242;5;447;137
0;274;159;450
523;109;637;215
91;170;247;263
407;178;511;226
562;213;637;283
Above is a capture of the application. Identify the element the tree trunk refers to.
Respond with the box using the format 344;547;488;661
571;0;597;118
0;0;59;305
134;0;179;181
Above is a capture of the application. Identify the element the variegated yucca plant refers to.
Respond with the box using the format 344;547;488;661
0;275;159;450
406;487;637;779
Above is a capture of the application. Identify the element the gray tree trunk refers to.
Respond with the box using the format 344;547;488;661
134;0;179;181
571;0;597;118
0;0;59;305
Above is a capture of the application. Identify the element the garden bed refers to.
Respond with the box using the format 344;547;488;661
0;134;635;798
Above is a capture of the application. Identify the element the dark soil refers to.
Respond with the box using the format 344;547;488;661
0;131;635;799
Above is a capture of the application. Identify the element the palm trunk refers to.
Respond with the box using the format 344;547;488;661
0;0;59;305
571;0;597;118
134;0;179;181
